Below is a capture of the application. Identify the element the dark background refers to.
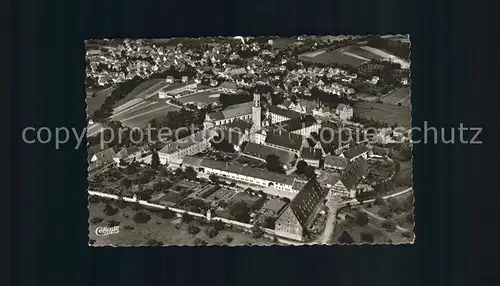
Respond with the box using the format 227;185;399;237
7;0;495;285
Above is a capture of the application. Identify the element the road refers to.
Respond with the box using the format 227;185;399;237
87;123;105;138
319;195;343;244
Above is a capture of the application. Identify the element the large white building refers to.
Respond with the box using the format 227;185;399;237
267;106;302;124
158;129;216;164
269;115;321;137
158;81;198;98
335;103;354;121
182;156;299;193
203;101;253;129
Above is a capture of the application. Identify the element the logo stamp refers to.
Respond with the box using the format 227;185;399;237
95;226;120;236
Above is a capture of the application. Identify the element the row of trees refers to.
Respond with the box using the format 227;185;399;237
92;76;145;121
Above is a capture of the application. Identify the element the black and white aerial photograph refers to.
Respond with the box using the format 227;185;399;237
86;35;413;246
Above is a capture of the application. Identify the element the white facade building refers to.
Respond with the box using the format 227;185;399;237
158;130;216;164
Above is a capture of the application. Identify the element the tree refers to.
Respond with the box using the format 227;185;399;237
103;204;119;216
374;195;386;206
296;160;308;174
107;220;120;227
161;209;176;219
295;160;316;179
185;167;198;180
224;235;234;243
193;238;208;246
151;150;160;170
90;217;104;224
265;154;285;174
209;174;219;183
360;232;374;243
212;220;225;231
378;206;392;219
133;211;151;224
387;197;402;213
338;231;354;244
205;226;219;238
146;239;162;246
188;224;201;235
406;213;414;224
382;220;397;232
181;213;193;223
251;226;264;239
355;211;369;226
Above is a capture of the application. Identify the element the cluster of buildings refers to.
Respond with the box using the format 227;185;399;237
87;37;412;244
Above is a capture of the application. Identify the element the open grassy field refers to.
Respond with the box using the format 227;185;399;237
114;79;165;107
299;50;368;67
379;87;411;107
336;45;384;61
353;102;411;128
88;201;274;246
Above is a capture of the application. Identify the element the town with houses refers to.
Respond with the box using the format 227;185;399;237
86;35;414;246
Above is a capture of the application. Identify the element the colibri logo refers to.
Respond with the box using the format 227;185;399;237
95;226;120;236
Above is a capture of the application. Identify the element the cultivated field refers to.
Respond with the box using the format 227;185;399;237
378;87;411;107
299;50;368;67
336;45;384;61
113;101;181;128
177;90;220;105
353;102;411;128
114;79;166;107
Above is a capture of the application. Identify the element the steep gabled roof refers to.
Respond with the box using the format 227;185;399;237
340;158;369;189
324;155;348;169
288;178;329;227
301;146;322;161
265;131;303;151
342;143;369;160
268;106;302;120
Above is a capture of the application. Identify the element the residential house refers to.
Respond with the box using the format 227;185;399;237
329;158;369;198
113;146;142;166
335;103;354;121
300;146;322;168
165;75;174;83
324;155;348;171
368;76;380;85
218;81;238;94
88;147;116;173
275;178;329;241
340;143;371;162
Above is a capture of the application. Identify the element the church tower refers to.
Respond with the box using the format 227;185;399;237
250;93;263;143
252;93;261;129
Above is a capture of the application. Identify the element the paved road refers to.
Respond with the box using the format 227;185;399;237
320;195;343;244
